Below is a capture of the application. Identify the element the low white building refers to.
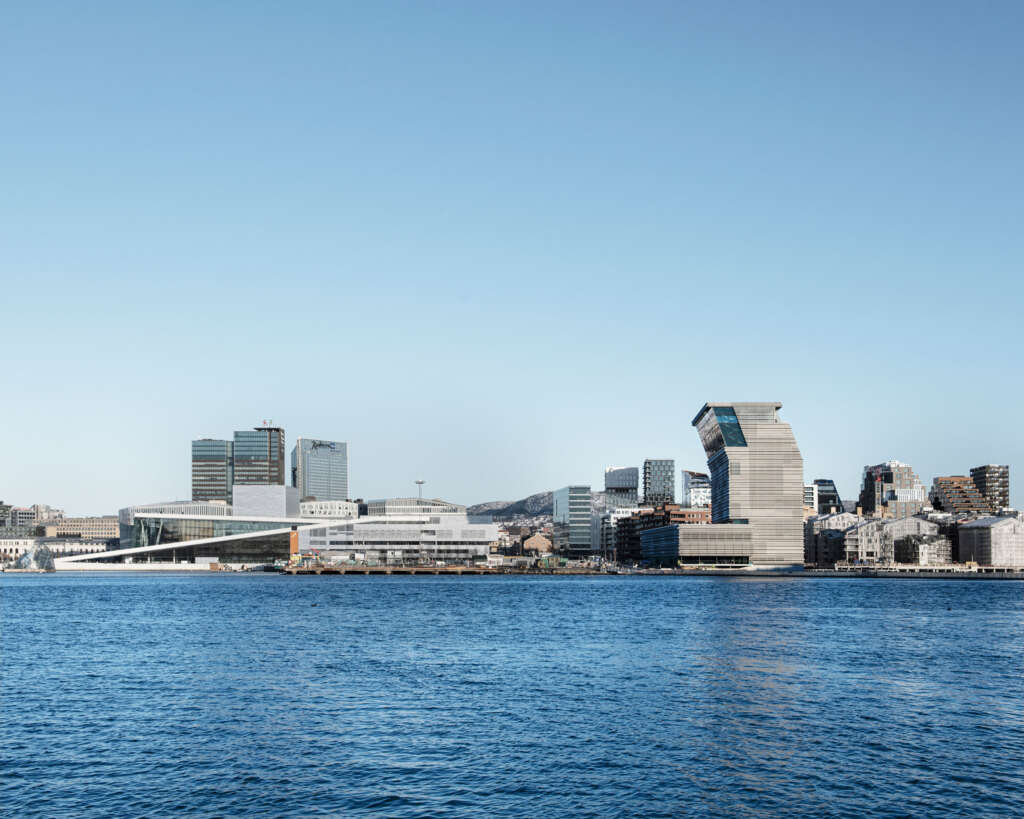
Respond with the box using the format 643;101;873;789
300;514;497;565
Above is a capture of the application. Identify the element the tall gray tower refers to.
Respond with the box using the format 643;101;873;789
691;402;804;566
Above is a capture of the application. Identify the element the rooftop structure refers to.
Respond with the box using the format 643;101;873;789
364;498;466;517
299;499;359;519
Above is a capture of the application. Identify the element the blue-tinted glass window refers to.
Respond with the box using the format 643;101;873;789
713;407;747;447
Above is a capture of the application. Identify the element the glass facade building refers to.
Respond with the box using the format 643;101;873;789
191;439;233;503
604;467;639;509
233;427;286;486
643;459;675;505
553;485;593;556
813;479;843;515
292;438;349;501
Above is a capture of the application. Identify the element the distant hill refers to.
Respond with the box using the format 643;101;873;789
468;491;553;519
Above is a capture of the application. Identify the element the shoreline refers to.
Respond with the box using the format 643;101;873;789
7;567;1023;580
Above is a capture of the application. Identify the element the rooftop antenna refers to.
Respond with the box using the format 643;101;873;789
415;479;425;500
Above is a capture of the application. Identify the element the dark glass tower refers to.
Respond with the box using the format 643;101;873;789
233;427;286;487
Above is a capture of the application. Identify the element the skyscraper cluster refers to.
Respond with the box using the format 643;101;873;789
191;425;348;504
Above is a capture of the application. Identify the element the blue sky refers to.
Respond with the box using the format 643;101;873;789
2;1;1021;514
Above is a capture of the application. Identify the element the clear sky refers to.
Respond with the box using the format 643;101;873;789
3;1;1022;514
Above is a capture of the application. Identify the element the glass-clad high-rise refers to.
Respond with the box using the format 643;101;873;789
233;427;286;487
292;438;349;501
553;485;592;556
191;439;233;503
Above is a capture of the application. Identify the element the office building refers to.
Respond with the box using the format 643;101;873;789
191;439;234;503
930;476;992;514
645;403;804;568
681;471;711;508
858;461;927;519
8;507;36;528
553;485;592;556
604;467;639;509
43;516;119;540
292;438;349;501
643;459;675;505
233;426;286;486
31;504;63;522
958;516;1024;567
813;479;843;515
970;465;1010;511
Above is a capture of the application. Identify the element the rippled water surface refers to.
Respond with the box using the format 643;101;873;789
3;574;1023;817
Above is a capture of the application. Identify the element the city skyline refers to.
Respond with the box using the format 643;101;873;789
3;2;1022;513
